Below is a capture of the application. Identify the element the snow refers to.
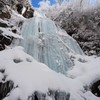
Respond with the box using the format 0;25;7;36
38;0;51;12
1;47;71;99
37;0;100;20
0;27;22;39
22;7;26;15
0;46;99;100
0;6;100;100
67;57;100;79
34;10;46;18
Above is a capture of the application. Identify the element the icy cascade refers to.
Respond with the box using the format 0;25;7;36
21;13;83;74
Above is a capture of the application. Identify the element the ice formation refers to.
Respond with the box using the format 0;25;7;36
21;11;83;74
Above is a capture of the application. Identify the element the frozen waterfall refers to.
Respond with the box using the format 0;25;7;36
21;14;83;75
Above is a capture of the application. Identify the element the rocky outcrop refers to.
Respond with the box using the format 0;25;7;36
0;0;34;51
0;0;30;10
0;69;14;100
0;2;11;19
16;3;34;18
27;90;70;100
91;80;100;97
0;81;14;100
23;7;34;18
54;8;100;56
0;0;34;19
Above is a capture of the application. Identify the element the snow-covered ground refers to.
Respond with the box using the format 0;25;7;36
0;46;99;100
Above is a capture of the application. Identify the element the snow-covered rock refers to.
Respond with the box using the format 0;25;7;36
0;47;99;100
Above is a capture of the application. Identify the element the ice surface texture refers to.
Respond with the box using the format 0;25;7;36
21;16;83;74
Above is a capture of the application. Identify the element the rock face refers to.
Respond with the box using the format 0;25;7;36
0;81;14;100
23;7;34;18
0;0;34;19
0;0;30;10
0;2;11;19
0;0;34;51
0;20;13;50
91;80;100;97
54;8;100;56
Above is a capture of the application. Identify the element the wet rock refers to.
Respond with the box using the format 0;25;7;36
0;22;8;28
12;29;17;33
23;7;34;18
0;29;3;34
0;81;14;100
16;3;23;14
0;2;4;11
0;12;11;19
0;34;13;51
91;80;100;97
0;34;13;46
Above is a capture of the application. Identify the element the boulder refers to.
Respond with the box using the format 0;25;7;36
16;3;23;14
0;22;8;28
23;7;34;18
0;81;14;100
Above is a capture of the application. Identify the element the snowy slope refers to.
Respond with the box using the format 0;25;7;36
0;46;99;100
